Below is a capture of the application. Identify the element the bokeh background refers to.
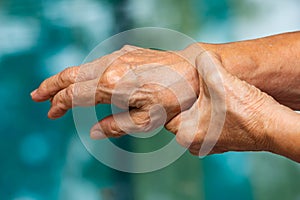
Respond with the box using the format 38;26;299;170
1;0;300;199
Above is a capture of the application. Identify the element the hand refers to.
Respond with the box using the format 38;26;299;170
31;45;200;138
165;51;291;156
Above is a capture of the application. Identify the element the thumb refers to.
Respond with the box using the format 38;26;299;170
196;51;234;89
165;97;203;148
165;51;227;148
195;51;230;105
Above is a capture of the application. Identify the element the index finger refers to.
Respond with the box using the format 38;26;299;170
31;55;111;102
31;47;135;102
31;66;80;102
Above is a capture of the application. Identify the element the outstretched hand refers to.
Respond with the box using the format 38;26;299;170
31;45;199;139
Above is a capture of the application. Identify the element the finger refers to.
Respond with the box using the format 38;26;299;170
48;79;114;119
195;51;230;107
31;66;80;102
196;51;234;87
90;109;151;139
31;45;139;102
165;96;222;156
31;56;116;102
165;97;202;148
195;51;227;156
48;62;142;119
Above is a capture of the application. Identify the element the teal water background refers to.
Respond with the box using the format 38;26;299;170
1;0;300;199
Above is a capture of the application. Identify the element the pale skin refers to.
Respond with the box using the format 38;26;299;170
31;32;300;163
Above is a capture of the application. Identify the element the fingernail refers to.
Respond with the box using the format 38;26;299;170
30;89;37;97
31;89;48;101
90;129;107;140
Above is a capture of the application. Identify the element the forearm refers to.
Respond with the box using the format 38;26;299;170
199;31;300;110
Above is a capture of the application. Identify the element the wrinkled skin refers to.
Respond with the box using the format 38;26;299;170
31;45;300;161
165;52;280;156
31;45;200;138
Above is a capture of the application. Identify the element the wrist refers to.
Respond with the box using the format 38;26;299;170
196;42;260;81
196;41;300;110
186;42;267;94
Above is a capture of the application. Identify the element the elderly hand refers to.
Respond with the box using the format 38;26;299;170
31;45;200;138
165;51;300;160
31;44;300;162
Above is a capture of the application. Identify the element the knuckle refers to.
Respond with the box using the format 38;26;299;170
57;73;65;85
60;67;78;83
108;120;118;132
56;102;68;111
76;68;89;82
65;85;74;99
68;66;78;80
51;92;61;105
59;67;70;82
76;71;87;82
129;90;149;108
137;119;151;131
132;113;151;131
52;92;64;106
103;68;124;87
52;94;68;111
52;87;73;107
109;127;124;138
101;119;123;138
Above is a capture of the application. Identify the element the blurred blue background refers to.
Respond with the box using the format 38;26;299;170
1;0;300;199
